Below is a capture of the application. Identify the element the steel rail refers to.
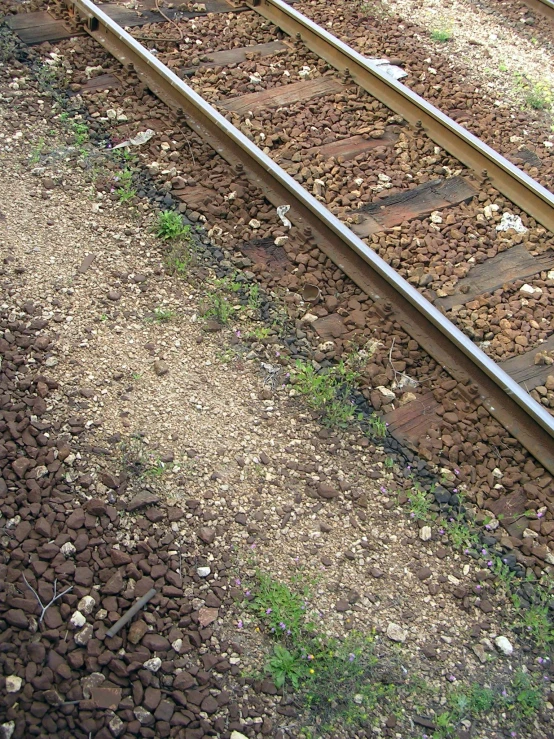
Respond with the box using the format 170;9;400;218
68;0;554;474
244;0;554;235
522;0;554;21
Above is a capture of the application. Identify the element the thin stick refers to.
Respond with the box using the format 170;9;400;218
23;575;73;623
105;588;157;638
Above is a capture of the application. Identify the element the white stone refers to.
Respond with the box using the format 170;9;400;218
75;624;94;646
108;715;125;737
172;638;183;653
430;211;442;224
495;636;514;656
274;236;288;246
78;595;96;615
60;541;76;558
301;312;319;324
5;676;22;693
313;179;325;197
419;526;432;542
386;623;407;643
496;212;527;233
376;385;396;402
143;657;162;672
248;219;261;229
1;722;15;739
519;283;542;296
230;732;249;739
196;566;211;578
134;707;153;724
70;611;86;628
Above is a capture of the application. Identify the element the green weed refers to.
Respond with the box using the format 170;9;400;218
519;601;554;647
367;414;387;438
115;168;136;203
150;307;175;323
250;571;313;641
404;481;432;522
143;459;166;478
155;210;191;240
431;27;452;42
202;292;234;325
30;138;46;164
444;514;478;551
511;671;543;718
247;326;272;341
71;121;89;147
267;644;309;689
293;359;362;428
303;632;394;731
525;81;553;111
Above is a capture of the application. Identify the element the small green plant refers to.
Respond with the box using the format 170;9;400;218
30;138;46;164
499;62;508;72
293;359;362;428
525;81;553;111
247;283;261;312
202;291;234;325
303;632;391;731
150;307;175;323
404;481;432;521
267;644;309;689
115;168;136;203
519;601;554;647
250;571;313;641
367;414;387;438
143;459;166;478
444;513;478;552
71;121;89;147
247;326;272;341
384;456;394;469
155;210;191;240
511;671;543;718
431;27;452;42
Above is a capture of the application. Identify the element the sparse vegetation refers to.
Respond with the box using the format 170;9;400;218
293;359;362;428
524;81;553;111
431;26;453;42
155;210;192;240
115;167;136;203
149;307;175;323
30;138;46;164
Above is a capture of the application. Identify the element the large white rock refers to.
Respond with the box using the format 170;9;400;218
5;676;22;693
386;623;407;643
419;526;432;542
494;636;514;656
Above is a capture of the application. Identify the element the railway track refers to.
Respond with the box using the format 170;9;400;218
5;0;554;483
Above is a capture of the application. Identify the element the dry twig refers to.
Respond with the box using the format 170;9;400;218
23;574;73;623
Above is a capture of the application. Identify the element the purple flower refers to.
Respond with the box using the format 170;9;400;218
235;578;241;586
266;608;272;614
439;528;445;535
502;689;507;697
279;622;286;630
447;675;456;682
348;653;355;662
454;469;460;475
245;590;251;596
237;620;243;629
487;561;493;567
481;549;487;555
538;511;544;518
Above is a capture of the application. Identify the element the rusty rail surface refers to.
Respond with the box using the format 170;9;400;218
522;0;554;21
245;0;554;234
67;0;554;474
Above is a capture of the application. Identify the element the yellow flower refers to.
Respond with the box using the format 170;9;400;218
309;668;315;674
